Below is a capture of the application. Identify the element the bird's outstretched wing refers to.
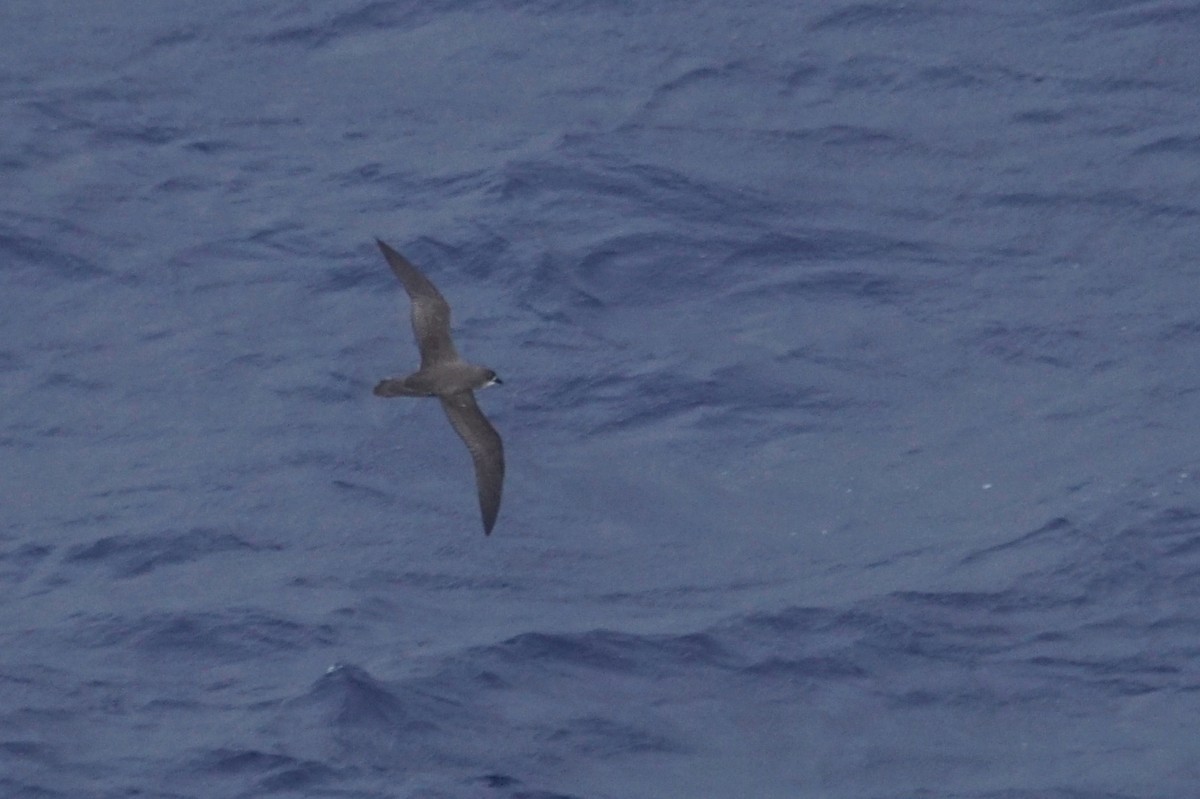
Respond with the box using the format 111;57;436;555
439;391;504;535
376;239;459;368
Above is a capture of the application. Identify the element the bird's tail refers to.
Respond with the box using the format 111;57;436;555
373;378;427;397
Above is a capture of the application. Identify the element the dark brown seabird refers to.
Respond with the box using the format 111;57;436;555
372;239;504;535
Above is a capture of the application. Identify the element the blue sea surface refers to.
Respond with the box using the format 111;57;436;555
3;2;1200;797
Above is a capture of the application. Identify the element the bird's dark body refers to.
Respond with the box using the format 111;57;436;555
373;239;505;535
374;361;497;397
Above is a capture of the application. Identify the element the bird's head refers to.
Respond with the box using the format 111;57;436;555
483;370;502;388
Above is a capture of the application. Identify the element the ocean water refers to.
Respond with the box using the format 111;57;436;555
3;2;1200;797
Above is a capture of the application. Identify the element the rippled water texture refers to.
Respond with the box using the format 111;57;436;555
3;2;1200;797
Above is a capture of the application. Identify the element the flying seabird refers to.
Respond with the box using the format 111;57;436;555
372;239;504;535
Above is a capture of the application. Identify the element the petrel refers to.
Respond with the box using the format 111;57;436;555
372;239;504;535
